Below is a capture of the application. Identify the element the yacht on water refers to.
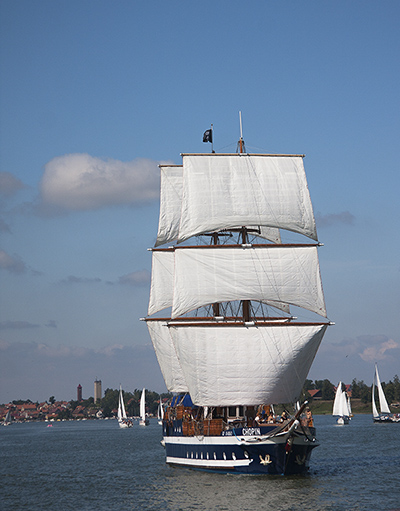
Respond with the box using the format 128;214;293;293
333;382;351;425
373;364;400;423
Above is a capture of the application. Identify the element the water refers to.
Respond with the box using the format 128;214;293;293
1;415;399;510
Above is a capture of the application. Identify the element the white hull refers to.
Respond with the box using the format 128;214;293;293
118;420;133;428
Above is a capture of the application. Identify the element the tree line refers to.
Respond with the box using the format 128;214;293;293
6;374;400;413
302;375;400;404
66;388;171;419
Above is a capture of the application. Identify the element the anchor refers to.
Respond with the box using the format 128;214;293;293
259;454;272;465
295;455;306;465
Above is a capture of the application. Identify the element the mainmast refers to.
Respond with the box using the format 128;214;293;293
236;111;250;322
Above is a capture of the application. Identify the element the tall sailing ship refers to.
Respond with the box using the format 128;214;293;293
144;122;331;475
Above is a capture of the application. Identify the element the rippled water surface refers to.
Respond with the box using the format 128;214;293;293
1;415;399;510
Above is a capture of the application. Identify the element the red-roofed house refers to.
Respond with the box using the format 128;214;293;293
308;389;322;400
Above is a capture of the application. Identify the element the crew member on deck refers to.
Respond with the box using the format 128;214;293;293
305;408;314;427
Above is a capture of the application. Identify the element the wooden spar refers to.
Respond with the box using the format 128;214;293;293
144;316;294;322
150;243;319;252
165;321;330;328
180;153;305;157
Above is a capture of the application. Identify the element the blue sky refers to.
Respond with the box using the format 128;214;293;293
1;1;399;403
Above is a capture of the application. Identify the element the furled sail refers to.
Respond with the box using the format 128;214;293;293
146;320;189;393
155;162;281;247
148;245;326;318
169;323;328;406
177;154;317;242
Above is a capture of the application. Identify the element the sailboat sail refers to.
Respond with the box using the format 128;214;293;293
176;154;318;243
118;385;127;421
374;364;391;415
155;164;282;248
139;388;149;426
333;382;350;417
347;394;352;416
140;388;145;419
146;320;188;393
169;323;327;407
149;245;326;319
117;385;132;428
2;410;12;425
372;376;379;419
158;397;164;424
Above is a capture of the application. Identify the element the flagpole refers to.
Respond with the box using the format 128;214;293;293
239;111;243;153
211;124;214;153
237;111;245;153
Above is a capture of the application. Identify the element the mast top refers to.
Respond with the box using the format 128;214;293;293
237;111;246;154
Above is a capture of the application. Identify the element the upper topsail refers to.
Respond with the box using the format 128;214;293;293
155;154;317;246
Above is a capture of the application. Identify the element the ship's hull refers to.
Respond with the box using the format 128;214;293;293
373;416;400;423
162;421;318;475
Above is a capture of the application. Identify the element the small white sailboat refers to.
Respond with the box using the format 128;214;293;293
139;388;149;426
347;393;352;417
333;382;351;425
157;396;164;425
2;410;12;426
372;364;399;423
118;385;133;428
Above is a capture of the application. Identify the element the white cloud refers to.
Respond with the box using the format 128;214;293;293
0;172;26;197
59;275;102;284
319;334;399;363
119;269;150;286
39;153;161;212
315;211;355;228
0;249;27;274
0;320;40;330
310;334;400;383
359;337;399;363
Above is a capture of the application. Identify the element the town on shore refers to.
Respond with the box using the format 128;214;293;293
1;376;399;423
